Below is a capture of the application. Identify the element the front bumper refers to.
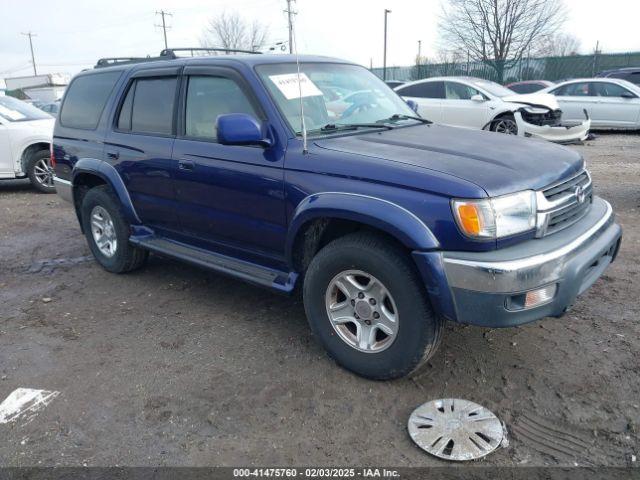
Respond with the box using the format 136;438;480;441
515;112;591;144
439;196;621;327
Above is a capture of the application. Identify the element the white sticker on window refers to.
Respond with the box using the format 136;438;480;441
269;73;323;100
0;105;26;121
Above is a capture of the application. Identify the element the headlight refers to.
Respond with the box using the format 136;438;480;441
452;190;537;239
522;106;550;114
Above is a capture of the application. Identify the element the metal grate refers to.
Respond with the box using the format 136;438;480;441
537;169;593;237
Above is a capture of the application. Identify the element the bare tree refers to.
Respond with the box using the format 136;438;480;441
541;33;581;57
439;0;567;81
201;11;268;52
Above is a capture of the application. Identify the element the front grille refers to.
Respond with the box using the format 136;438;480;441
521;109;562;127
537;169;593;237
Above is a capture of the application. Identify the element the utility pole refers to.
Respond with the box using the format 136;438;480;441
383;9;391;81
21;32;37;76
284;0;296;54
417;40;422;60
592;40;600;76
155;10;172;50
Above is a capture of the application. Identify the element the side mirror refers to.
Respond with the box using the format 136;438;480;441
470;94;485;102
217;113;272;147
406;99;419;113
620;91;637;99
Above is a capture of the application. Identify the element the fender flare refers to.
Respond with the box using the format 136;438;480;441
285;192;439;266
72;158;141;225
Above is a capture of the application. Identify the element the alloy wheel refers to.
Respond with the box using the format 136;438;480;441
325;270;399;353
90;206;118;258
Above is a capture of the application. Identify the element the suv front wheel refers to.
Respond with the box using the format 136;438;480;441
81;185;148;273
303;232;442;380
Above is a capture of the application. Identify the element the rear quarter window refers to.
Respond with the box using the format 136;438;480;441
59;71;122;129
397;81;445;99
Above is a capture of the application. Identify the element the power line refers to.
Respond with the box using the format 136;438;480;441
284;0;296;54
155;10;173;50
21;32;38;76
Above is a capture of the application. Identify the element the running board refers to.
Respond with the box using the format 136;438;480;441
130;236;297;294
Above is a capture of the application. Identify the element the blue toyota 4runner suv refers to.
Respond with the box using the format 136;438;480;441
52;50;622;380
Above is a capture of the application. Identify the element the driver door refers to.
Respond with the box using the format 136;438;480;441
441;81;491;128
171;66;287;261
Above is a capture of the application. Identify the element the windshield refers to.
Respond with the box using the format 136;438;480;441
0;96;51;122
256;63;417;134
468;79;516;98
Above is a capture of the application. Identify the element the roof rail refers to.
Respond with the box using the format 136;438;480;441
94;47;263;69
159;47;262;58
95;56;160;68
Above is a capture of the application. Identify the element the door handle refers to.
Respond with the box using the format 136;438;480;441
106;151;120;160
178;160;195;171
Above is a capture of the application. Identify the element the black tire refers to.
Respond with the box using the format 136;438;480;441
80;185;148;273
27;150;56;193
303;232;443;380
490;113;518;135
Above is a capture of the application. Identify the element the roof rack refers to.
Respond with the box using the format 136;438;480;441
95;57;148;67
159;47;262;58
95;47;262;69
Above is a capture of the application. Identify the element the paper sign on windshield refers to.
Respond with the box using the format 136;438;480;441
269;73;323;100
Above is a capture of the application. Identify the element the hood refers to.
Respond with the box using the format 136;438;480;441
7;117;55;134
314;124;584;197
501;92;559;111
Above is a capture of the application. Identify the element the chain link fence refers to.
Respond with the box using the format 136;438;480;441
372;51;640;83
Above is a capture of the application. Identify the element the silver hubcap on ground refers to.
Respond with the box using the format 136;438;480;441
494;118;518;135
34;158;54;187
325;270;399;353
90;206;118;258
408;399;504;461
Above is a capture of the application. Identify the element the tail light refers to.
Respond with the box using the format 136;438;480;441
50;143;56;168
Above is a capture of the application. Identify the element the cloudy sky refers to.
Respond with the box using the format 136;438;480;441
1;0;640;79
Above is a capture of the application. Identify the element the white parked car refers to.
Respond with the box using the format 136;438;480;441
0;96;55;192
395;76;590;143
540;78;640;130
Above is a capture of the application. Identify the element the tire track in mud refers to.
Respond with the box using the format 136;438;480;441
511;412;623;465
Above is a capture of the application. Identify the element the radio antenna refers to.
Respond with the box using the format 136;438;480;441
291;11;308;154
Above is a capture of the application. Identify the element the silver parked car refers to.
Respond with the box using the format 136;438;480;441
541;78;640;130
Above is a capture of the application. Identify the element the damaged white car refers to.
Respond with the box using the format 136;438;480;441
395;76;590;143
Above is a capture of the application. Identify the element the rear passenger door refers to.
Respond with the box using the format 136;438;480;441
104;68;180;234
395;81;444;123
548;82;594;124
171;66;286;263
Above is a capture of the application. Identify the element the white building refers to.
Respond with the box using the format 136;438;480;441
4;73;69;102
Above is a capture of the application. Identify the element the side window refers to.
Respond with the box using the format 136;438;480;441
554;82;592;97
185;76;259;140
592;82;633;97
117;77;177;135
60;71;121;129
397;81;445;99
445;82;480;100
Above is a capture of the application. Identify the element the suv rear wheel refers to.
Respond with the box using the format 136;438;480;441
27;150;56;193
303;232;442;380
80;185;148;273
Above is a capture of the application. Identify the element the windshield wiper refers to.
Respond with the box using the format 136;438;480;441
318;122;395;132
378;113;432;125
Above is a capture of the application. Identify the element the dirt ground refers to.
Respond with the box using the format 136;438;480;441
0;133;638;468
